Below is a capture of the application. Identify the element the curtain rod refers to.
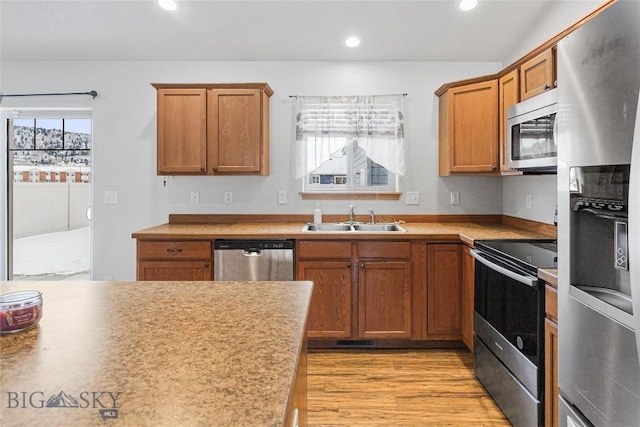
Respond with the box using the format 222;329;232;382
0;90;98;102
289;93;407;98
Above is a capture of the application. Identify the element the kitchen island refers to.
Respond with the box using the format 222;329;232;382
0;280;312;427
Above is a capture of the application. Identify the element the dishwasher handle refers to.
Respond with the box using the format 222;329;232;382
242;249;264;257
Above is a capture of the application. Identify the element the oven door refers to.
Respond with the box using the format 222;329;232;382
471;248;545;398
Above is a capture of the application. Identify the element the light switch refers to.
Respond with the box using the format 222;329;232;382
450;191;460;205
406;191;420;205
278;191;287;205
104;191;118;205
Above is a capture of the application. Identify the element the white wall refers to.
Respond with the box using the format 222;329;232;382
499;0;609;223
502;0;607;65
1;60;504;280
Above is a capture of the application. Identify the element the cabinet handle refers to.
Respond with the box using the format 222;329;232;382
543;84;551;90
200;167;205;172
204;262;210;268
346;263;351;268
166;247;183;254
491;166;498;171
361;263;365;269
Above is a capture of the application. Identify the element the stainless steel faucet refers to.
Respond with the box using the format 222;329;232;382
348;204;356;223
369;209;375;224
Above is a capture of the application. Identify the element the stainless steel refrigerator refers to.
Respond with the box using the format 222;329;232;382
557;1;640;425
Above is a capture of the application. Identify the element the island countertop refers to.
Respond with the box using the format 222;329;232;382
0;280;313;427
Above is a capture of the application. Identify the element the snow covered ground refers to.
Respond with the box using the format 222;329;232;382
13;227;90;281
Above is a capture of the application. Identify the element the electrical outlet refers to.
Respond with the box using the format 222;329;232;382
190;191;200;205
224;191;233;204
450;191;460;205
526;194;533;209
405;191;420;205
104;190;118;205
278;190;287;205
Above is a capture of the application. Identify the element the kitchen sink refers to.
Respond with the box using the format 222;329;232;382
301;223;406;232
352;223;405;232
302;223;353;232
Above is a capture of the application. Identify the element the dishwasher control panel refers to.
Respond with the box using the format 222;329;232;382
214;239;295;250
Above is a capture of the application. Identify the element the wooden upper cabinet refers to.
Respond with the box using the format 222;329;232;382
438;80;499;176
208;88;269;175
157;89;208;174
519;48;556;101
152;83;272;176
498;70;520;173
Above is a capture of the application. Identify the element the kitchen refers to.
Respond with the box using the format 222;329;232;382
1;0;638;426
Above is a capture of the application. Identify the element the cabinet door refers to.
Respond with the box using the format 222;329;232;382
297;261;353;339
461;246;475;351
440;80;499;174
137;261;212;281
545;318;559;427
358;261;411;339
427;244;462;338
157;89;207;174
207;88;265;175
520;49;556;101
498;69;520;172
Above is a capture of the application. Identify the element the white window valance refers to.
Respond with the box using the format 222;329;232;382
293;94;407;181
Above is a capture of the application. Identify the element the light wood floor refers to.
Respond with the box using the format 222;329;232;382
307;349;510;426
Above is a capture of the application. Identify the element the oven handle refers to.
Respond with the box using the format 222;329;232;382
470;249;538;287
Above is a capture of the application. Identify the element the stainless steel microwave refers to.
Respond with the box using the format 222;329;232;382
507;88;557;172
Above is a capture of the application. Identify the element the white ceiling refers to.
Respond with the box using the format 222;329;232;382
0;0;558;62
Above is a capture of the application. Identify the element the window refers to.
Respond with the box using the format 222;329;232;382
294;94;407;195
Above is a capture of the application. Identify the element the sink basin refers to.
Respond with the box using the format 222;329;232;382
302;223;353;232
301;223;405;232
352;223;406;232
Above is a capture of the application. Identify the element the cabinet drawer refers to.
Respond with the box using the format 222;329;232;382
545;284;558;322
138;241;212;260
297;241;351;259
357;241;410;259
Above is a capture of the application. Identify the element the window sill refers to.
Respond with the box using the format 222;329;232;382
299;192;402;201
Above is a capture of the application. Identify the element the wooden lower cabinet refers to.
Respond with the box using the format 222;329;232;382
545;283;559;427
297;261;352;339
427;244;462;339
137;260;212;281
358;261;412;339
136;240;213;281
545;318;558;427
297;240;413;341
461;245;475;350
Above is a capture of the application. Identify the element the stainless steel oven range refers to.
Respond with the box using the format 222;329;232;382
471;239;557;427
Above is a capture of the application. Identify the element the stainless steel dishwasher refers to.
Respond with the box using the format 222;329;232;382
213;239;295;281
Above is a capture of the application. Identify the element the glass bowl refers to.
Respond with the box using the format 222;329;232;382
0;291;43;334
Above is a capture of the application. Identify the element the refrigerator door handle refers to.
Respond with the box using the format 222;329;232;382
631;89;640;365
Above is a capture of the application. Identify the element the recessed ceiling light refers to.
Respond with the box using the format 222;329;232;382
345;37;361;48
158;0;179;12
458;0;478;11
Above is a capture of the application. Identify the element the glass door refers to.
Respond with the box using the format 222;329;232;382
5;115;92;280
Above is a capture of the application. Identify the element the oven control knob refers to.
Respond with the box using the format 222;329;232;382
517;336;524;350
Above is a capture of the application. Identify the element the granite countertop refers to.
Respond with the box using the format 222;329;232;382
131;221;552;245
0;280;312;427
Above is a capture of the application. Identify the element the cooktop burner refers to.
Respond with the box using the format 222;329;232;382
475;239;557;273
